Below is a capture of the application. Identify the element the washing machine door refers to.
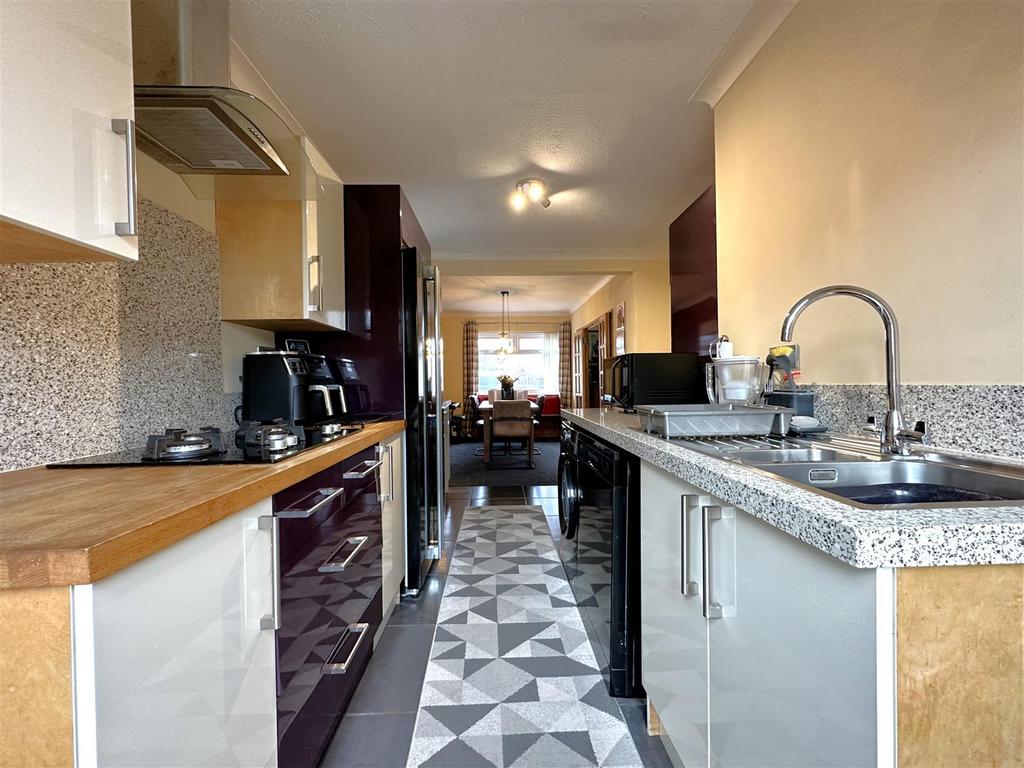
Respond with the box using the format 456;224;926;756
558;423;580;539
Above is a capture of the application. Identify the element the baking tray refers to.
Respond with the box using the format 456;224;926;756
636;403;793;438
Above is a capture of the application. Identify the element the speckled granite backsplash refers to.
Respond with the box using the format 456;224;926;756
810;384;1024;458
0;199;227;470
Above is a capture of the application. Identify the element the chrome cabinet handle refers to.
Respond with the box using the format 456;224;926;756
680;495;699;596
307;252;323;313
389;444;395;501
322;623;370;674
376;444;394;502
702;505;724;619
278;486;344;519
318;534;369;573
344;459;383;480
111;119;137;236
258;515;281;631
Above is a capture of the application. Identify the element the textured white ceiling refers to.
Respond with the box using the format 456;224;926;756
442;274;613;314
229;0;753;260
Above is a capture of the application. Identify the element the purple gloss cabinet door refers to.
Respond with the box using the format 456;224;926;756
275;454;384;768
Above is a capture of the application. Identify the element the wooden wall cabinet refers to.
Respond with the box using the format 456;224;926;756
218;181;345;332
0;0;139;263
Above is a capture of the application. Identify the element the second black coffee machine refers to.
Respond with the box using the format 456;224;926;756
241;351;310;423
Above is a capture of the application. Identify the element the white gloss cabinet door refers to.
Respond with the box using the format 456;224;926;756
73;499;278;767
0;0;138;261
640;464;709;768
707;509;877;767
380;432;406;615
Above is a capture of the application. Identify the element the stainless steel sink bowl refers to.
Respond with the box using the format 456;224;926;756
727;448;858;464
754;458;1024;508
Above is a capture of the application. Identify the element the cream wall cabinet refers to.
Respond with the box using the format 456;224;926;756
0;0;139;263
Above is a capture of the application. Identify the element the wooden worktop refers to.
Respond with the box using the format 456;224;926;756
0;420;405;589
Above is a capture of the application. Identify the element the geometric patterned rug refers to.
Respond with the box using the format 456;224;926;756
406;505;644;767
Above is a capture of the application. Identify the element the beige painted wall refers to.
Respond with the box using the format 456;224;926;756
715;0;1024;384
570;258;672;353
442;312;569;401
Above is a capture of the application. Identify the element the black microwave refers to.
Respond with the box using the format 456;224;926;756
605;352;706;411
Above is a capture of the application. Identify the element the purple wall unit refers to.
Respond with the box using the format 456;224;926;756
669;186;718;356
276;185;431;418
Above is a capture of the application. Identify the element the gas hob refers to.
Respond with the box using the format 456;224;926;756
47;419;372;468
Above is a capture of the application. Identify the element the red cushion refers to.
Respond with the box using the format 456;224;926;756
540;394;561;415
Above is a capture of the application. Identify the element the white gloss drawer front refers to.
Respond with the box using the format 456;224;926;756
72;499;278;767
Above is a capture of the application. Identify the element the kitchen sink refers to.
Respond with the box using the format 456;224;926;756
672;433;1024;508
751;458;1024;508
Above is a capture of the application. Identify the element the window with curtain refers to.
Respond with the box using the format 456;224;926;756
477;331;559;393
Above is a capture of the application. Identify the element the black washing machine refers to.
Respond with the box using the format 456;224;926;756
556;420;643;697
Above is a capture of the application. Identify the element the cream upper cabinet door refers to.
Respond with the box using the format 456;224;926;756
0;0;139;262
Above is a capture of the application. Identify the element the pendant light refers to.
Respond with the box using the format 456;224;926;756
498;290;514;356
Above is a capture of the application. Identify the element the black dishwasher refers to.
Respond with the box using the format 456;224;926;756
558;421;643;697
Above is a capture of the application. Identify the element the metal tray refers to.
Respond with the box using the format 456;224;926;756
636;403;793;438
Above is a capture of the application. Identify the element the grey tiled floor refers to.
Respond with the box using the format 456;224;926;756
322;486;670;768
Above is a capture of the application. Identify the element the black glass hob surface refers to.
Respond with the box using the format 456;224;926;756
47;417;389;468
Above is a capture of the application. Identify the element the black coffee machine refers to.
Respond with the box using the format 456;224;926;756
329;358;372;415
241;351;310;423
241;350;352;426
304;354;347;422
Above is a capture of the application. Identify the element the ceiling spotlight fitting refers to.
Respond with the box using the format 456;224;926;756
511;178;550;210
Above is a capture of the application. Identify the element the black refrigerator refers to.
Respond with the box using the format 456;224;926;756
400;246;446;593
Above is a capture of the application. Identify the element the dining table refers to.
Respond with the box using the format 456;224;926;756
477;400;540;464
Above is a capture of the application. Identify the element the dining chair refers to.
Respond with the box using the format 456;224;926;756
489;399;535;468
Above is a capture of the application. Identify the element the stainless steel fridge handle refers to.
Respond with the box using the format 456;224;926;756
258;515;281;631
702;505;724;619
430;268;445;551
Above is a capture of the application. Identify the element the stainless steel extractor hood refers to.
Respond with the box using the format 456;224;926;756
131;0;320;199
134;86;288;176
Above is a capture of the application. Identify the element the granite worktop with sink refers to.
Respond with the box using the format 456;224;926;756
562;407;1024;568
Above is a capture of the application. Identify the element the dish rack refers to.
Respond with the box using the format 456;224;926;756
636;404;793;439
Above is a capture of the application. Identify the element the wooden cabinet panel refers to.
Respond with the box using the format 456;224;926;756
897;565;1024;768
218;192;345;332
